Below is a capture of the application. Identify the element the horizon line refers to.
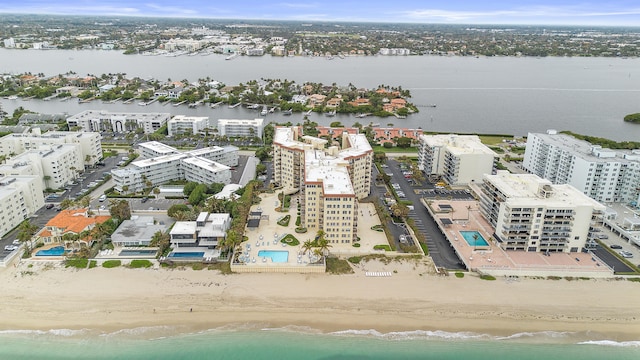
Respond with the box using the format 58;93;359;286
1;12;640;28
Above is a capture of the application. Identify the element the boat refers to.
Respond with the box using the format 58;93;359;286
138;102;147;106
7;95;18;100
427;104;437;108
324;110;336;117
282;109;292;116
247;104;260;110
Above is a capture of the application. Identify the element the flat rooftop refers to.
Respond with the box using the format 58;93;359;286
487;171;605;209
531;131;640;163
305;149;353;196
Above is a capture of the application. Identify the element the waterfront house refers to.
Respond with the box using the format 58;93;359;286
169;212;231;249
35;208;111;249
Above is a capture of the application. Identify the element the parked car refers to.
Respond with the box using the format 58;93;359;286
141;197;149;203
619;251;633;258
12;239;21;245
45;203;54;209
4;245;18;251
610;244;623;249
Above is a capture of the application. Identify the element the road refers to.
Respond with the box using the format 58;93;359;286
379;159;466;270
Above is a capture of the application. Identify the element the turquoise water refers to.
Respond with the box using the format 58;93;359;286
168;252;205;258
0;328;638;359
258;250;289;263
35;246;66;256
119;249;157;256
460;231;490;247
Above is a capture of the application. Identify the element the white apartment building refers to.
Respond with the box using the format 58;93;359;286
523;130;640;204
479;171;605;253
185;146;239;167
0;176;45;236
273;127;372;244
167;115;210;136
66;110;170;134
138;141;180;159
181;157;231;185
217;119;264;139
111;142;236;194
418;134;497;186
0;130;102;167
0;145;84;189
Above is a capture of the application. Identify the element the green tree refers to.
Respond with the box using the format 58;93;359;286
395;136;412;148
109;199;131;222
17;220;39;255
255;147;271;161
302;240;314;255
168;204;190;217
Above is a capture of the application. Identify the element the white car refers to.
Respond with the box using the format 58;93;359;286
4;245;18;251
619;251;633;258
12;239;21;245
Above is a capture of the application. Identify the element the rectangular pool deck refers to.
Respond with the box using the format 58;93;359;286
230;192;389;273
426;199;613;278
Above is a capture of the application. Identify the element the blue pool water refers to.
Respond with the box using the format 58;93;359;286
258;250;289;263
35;246;66;256
119;249;157;256
460;231;490;247
168;252;205;258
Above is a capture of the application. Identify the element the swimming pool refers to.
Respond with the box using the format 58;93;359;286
119;249;157;256
36;246;66;256
168;252;205;258
258;250;289;263
459;231;490;247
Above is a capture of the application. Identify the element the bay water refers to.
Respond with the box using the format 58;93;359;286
1;49;640;141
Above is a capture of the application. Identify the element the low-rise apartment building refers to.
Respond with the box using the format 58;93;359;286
111;142;237;194
0;176;44;237
217;118;264;139
167;115;210;136
478;171;605;253
66;110;170;134
0;145;84;189
0;130;102;167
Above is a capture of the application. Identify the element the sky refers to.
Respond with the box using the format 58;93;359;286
1;0;640;26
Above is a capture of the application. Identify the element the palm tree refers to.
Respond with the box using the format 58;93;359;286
317;237;332;257
17;220;39;254
390;203;409;219
302;240;314;255
150;231;170;256
472;233;479;251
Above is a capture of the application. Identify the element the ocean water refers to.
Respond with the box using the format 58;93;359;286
0;326;638;360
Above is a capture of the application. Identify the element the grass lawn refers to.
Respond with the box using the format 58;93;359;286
326;257;354;274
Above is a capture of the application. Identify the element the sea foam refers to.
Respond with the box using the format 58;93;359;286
578;340;640;348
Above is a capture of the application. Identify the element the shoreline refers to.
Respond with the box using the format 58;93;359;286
1;262;639;342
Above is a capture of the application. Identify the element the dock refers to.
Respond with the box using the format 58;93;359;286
229;102;242;108
210;101;223;108
173;100;187;107
43;94;58;101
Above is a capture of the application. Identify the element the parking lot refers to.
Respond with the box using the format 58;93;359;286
381;159;467;269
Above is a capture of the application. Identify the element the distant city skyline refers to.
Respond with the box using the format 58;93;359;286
1;1;640;26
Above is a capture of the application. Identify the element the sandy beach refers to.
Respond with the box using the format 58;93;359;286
1;259;639;341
